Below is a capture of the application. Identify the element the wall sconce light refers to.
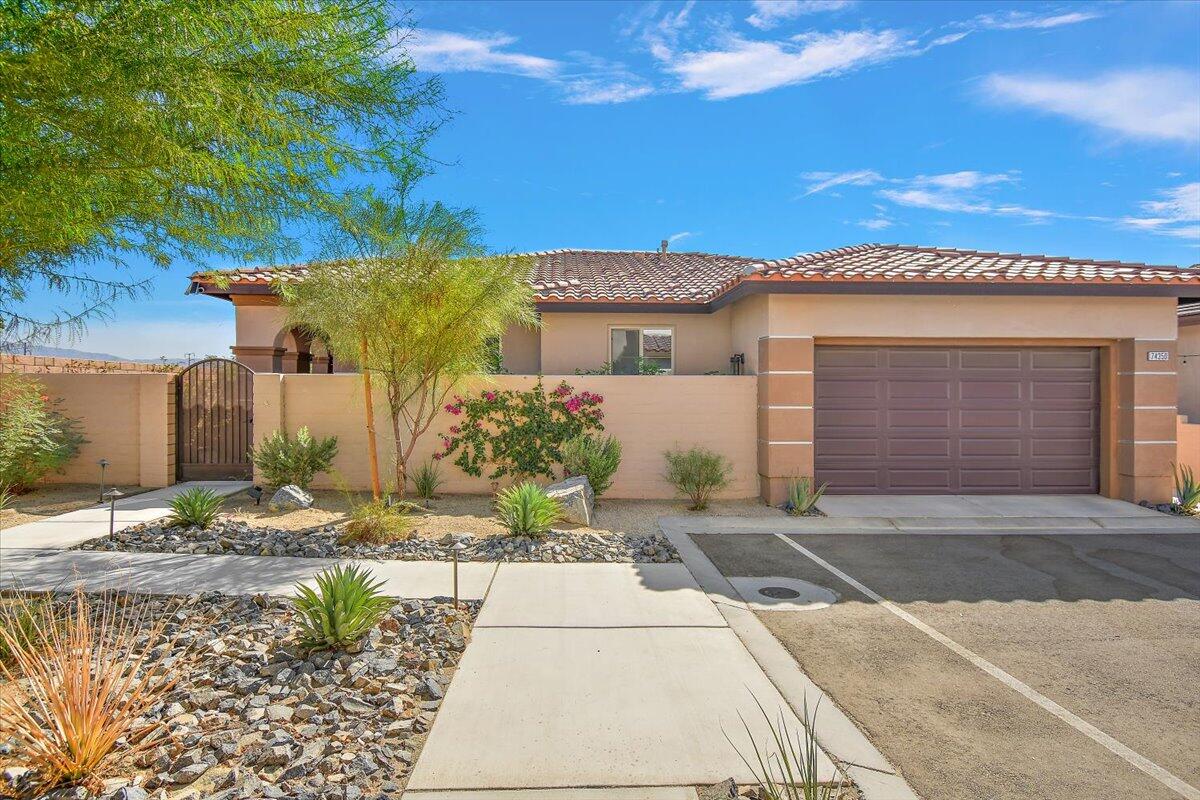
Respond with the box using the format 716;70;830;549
247;485;264;506
98;458;110;502
103;488;124;540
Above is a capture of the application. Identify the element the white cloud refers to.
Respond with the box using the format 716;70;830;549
746;0;854;30
668;231;698;244
1122;183;1200;239
562;80;654;105
971;10;1101;30
856;217;893;230
669;29;916;99
911;171;1016;191
802;169;884;195
983;69;1200;143
406;30;560;78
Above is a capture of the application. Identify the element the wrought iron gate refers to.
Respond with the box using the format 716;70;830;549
175;358;254;481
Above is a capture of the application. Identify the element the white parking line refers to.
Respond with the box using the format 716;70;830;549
772;533;1200;800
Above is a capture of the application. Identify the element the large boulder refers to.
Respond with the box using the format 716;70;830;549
544;475;594;527
268;484;313;512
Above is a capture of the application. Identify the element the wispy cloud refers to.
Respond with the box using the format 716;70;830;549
746;0;855;31
802;169;884;195
856;217;893;230
983;69;1200;143
404;29;653;105
969;9;1101;30
407;29;560;78
667;231;698;244
1121;183;1200;239
667;29;919;100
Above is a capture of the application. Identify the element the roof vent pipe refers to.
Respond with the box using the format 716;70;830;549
660;239;668;253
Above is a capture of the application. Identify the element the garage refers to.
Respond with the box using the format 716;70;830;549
814;346;1100;494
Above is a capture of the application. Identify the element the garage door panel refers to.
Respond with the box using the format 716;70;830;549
814;346;1099;494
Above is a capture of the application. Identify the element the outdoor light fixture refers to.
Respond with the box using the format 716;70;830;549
103;488;125;541
451;539;469;610
98;458;110;502
248;485;264;506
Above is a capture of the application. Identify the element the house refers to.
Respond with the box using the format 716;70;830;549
188;242;1199;504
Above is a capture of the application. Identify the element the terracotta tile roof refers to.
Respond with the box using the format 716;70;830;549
189;244;1197;304
737;244;1196;288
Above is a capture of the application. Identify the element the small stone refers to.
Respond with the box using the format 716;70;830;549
698;778;738;800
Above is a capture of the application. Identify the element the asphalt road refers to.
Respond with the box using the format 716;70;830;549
695;531;1200;800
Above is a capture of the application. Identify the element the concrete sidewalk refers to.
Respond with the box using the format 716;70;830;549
0;481;252;550
407;563;840;796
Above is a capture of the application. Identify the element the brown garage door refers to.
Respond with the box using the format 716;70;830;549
814;346;1100;494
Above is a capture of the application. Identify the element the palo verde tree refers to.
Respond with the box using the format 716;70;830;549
0;0;441;344
280;179;538;498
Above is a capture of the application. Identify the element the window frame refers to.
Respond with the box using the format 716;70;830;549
606;324;675;375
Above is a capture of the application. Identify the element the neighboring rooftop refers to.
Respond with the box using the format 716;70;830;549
188;243;1198;305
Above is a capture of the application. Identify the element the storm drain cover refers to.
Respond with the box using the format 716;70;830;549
728;576;838;611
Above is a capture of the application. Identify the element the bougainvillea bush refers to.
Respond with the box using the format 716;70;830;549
436;379;604;481
0;375;84;492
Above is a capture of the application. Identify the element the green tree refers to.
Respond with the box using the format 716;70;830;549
0;0;441;343
280;182;538;497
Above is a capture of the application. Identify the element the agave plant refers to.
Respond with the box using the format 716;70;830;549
292;565;392;650
1174;462;1200;515
494;482;562;537
785;477;827;517
166;486;223;528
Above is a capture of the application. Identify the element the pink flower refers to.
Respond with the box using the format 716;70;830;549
445;403;462;415
449;425;460;434
432;452;443;460
565;396;583;414
483;391;497;402
553;384;571;397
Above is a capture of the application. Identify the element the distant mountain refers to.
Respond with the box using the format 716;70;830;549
0;345;187;365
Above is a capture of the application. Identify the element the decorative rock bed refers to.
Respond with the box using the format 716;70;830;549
78;519;680;563
2;592;477;800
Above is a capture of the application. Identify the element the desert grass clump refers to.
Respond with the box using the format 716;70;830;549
166;486;223;528
0;588;182;794
339;499;412;545
561;433;622;499
664;446;731;511
292;565;392;650
729;696;844;800
411;459;444;500
1173;462;1200;515
785;477;827;517
495;482;562;537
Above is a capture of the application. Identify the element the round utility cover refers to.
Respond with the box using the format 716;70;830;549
728;576;838;611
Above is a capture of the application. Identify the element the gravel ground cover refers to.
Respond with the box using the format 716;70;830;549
78;519;679;563
1;591;477;800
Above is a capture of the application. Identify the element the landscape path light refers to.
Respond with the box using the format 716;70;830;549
103;488;125;541
451;539;469;610
98;458;110;502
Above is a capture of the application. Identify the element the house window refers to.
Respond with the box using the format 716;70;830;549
609;327;673;374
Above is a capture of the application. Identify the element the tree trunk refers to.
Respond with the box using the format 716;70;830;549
360;335;382;500
391;411;407;499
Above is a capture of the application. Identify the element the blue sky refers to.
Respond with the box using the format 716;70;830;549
29;0;1200;358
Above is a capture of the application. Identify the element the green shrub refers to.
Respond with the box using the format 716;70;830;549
250;426;338;489
495;482;562;537
561;434;622;498
0;596;54;666
0;375;85;492
1174;462;1200;515
411;459;444;499
292;565;392;650
664;446;731;511
166;487;223;528
785;477;827;516
339;499;412;545
729;696;843;800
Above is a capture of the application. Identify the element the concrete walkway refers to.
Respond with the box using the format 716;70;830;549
0;481;252;549
406;563;839;797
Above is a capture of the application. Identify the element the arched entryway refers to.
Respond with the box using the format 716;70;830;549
175;358;254;480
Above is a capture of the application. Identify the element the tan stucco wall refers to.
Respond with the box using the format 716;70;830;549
538;309;735;375
730;294;768;374
1179;323;1200;423
254;373;758;499
30;373;175;487
501;324;541;374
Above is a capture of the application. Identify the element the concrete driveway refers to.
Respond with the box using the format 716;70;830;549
686;514;1200;800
